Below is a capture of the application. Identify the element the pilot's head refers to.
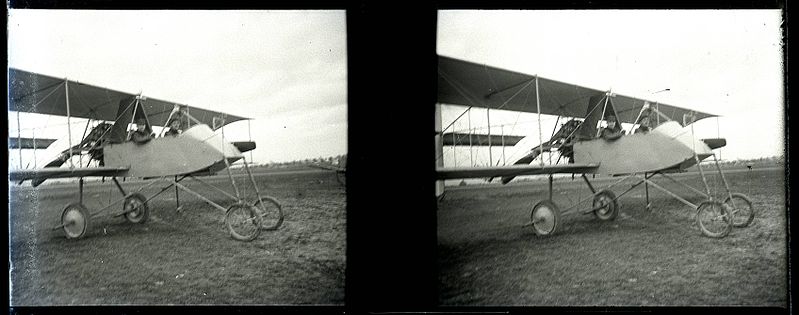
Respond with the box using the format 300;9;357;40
606;115;617;128
169;118;181;130
135;118;148;131
639;115;650;127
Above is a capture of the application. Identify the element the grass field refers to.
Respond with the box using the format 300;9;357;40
437;167;787;306
9;168;345;305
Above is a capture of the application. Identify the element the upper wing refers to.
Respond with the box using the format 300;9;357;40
436;163;599;180
8;68;249;128
437;55;717;124
9;166;129;182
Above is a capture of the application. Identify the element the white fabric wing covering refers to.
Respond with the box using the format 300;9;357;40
437;55;717;124
8;68;249;128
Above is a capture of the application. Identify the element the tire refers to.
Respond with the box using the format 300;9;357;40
593;190;619;221
531;200;561;236
225;203;262;242
62;203;90;239
123;193;149;224
696;200;732;238
723;193;754;228
253;196;284;231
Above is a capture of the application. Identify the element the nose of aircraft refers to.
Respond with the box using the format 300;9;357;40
652;121;716;168
183;124;244;159
652;121;714;156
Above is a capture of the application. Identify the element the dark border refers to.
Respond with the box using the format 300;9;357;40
6;1;791;314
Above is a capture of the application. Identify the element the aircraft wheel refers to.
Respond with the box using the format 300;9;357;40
123;193;149;224
225;203;262;242
253;196;284;231
696;200;732;238
531;200;561;236
592;190;619;221
62;203;90;239
723;193;754;228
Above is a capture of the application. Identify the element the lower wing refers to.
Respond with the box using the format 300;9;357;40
10;167;130;186
436;163;599;180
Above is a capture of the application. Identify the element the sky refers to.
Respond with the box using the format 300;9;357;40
7;10;347;168
437;10;784;167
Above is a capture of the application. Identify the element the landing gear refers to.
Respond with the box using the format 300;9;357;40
531;200;561;236
723;193;754;228
50;156;284;242
123;193;149;224
696;200;732;238
225;203;262;242
61;203;90;239
168;168;284;242
593;190;619;221
527;175;621;236
253;196;284;231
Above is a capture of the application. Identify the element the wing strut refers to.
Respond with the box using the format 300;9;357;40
468;108;473;166
535;75;544;167
247;119;254;163
595;94;611;137
65;78;74;169
486;108;492;165
79;118;92;167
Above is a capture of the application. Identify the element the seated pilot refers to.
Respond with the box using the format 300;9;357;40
599;115;624;140
129;118;154;144
164;118;182;137
634;115;653;134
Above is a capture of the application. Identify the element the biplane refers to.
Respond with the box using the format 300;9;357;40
435;55;755;238
8;68;283;242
